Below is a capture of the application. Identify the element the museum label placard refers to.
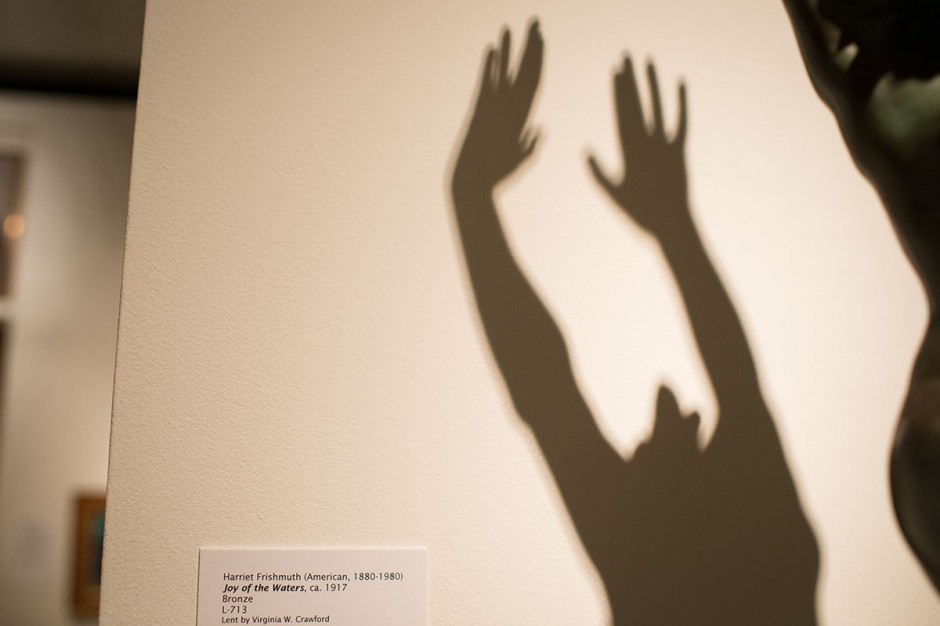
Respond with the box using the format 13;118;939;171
197;547;427;625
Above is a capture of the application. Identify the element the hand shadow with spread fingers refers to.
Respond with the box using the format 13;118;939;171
450;21;819;624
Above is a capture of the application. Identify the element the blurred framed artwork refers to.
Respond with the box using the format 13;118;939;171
0;153;24;297
72;494;106;617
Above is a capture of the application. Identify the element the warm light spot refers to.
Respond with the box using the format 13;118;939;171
3;214;25;239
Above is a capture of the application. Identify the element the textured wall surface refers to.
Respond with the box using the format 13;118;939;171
103;1;938;623
0;94;134;625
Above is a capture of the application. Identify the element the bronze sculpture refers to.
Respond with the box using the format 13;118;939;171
783;0;940;591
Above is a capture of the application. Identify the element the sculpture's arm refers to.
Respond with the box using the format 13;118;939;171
782;0;940;302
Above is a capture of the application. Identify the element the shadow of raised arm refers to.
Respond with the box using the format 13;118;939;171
450;20;623;542
587;59;763;421
585;58;819;623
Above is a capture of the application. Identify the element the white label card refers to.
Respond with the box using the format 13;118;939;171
197;547;427;626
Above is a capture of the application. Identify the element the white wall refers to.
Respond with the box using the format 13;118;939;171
0;94;134;625
103;1;938;624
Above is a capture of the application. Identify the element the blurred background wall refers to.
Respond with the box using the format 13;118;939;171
0;2;142;624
